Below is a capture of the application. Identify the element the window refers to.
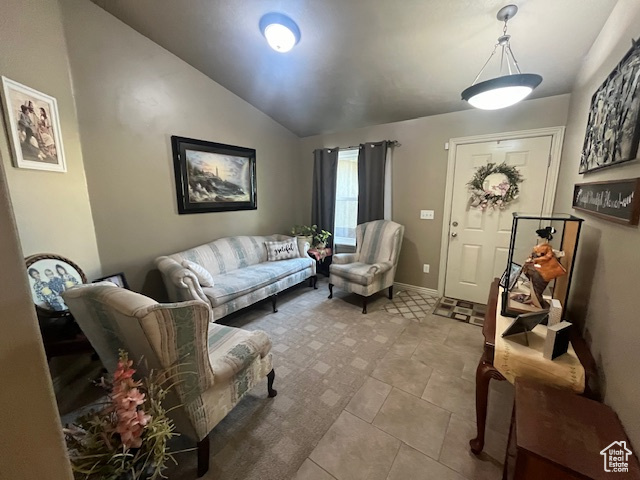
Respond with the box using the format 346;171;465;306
334;149;358;246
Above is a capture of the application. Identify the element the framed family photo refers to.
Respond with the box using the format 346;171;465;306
25;254;86;317
171;136;257;214
1;77;66;172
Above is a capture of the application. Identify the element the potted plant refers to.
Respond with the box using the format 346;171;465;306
291;224;317;247
64;351;180;479
313;229;332;249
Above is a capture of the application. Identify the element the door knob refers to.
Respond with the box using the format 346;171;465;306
452;221;458;227
451;232;458;238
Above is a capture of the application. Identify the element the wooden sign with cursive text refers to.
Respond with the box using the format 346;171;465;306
572;178;640;225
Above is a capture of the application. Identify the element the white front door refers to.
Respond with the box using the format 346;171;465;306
444;136;554;304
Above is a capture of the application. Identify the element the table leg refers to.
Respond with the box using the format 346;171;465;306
469;356;505;454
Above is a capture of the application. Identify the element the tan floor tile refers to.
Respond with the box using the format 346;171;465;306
345;376;392;423
309;411;400;480
438;414;507;480
293;459;336;480
387;444;466;480
373;388;450;459
444;322;485;356
422;371;476;422
412;339;472;376
372;352;433;396
486;387;514;437
389;332;421;357
403;318;453;344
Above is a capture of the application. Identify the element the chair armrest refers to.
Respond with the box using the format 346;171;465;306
367;261;394;275
155;256;209;305
209;329;272;382
333;253;359;264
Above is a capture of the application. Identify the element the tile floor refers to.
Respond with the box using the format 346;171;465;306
294;291;514;480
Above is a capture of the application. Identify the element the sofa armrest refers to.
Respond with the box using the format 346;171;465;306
367;261;393;275
155;256;209;305
333;253;359;264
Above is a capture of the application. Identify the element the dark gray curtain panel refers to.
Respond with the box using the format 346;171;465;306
357;141;388;224
311;148;339;247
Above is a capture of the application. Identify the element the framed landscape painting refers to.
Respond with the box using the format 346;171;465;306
579;41;640;174
171;136;257;214
1;77;66;172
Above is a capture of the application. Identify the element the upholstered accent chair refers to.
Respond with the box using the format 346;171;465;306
62;283;276;478
328;220;405;313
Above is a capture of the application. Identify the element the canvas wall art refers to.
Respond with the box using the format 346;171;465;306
1;77;66;172
172;136;257;214
579;41;640;174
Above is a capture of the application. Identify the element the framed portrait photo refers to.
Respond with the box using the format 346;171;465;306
1;77;66;172
499;262;522;290
171;136;257;214
93;272;130;289
25;254;86;317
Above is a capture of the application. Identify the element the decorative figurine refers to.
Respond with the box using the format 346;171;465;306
519;243;567;309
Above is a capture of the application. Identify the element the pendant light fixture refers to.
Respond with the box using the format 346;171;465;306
461;5;542;110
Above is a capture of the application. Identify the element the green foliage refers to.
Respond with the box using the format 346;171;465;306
313;229;332;246
291;224;317;237
467;162;523;210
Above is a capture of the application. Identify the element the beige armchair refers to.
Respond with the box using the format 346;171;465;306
328;220;405;313
62;283;276;478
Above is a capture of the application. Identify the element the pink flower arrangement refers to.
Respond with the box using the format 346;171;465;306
64;351;178;479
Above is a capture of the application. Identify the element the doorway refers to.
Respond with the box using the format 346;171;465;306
439;127;564;304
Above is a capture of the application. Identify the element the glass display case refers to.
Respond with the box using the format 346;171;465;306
501;213;584;318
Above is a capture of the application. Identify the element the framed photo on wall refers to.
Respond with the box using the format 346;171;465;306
1;77;67;172
25;254;86;317
171;136;257;214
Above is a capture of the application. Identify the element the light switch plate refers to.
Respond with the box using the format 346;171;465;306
423;264;430;273
420;210;434;220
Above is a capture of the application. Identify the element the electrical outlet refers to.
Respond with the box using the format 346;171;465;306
423;264;430;274
420;210;434;220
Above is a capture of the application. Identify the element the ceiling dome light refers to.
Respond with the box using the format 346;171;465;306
461;5;543;110
259;13;300;53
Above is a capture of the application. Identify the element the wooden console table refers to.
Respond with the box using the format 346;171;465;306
469;278;598;454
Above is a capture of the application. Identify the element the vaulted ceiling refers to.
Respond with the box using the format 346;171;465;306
92;0;617;137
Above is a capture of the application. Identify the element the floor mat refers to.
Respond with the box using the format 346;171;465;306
382;289;439;320
433;297;486;326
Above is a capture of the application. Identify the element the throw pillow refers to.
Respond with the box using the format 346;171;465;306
265;238;299;261
181;260;214;287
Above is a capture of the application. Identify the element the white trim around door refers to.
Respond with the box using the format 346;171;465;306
437;126;565;297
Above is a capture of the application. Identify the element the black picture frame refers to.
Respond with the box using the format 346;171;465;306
499;262;522;290
25;253;86;318
579;40;640;174
93;272;130;289
171;136;257;214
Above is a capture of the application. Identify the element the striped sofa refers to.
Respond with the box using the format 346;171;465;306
62;283;276;477
155;235;316;321
328;220;404;313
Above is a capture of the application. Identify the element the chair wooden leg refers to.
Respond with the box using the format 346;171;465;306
313;275;318;289
267;368;277;398
197;435;210;478
271;294;278;313
362;296;368;314
388;285;393;299
328;283;333;299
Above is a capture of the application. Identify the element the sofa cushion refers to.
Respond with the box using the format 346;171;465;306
202;257;313;307
265;238;299;261
329;262;375;286
182;260;215;287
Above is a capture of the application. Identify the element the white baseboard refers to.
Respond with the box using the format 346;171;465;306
394;282;439;297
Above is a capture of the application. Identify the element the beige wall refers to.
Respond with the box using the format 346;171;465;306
60;0;302;298
0;160;72;478
554;0;640;450
0;0;101;279
299;95;570;289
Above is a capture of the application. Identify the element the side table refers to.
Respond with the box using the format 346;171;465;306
308;248;332;277
470;278;598;454
504;379;640;479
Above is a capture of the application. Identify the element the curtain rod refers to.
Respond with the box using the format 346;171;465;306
339;140;401;150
